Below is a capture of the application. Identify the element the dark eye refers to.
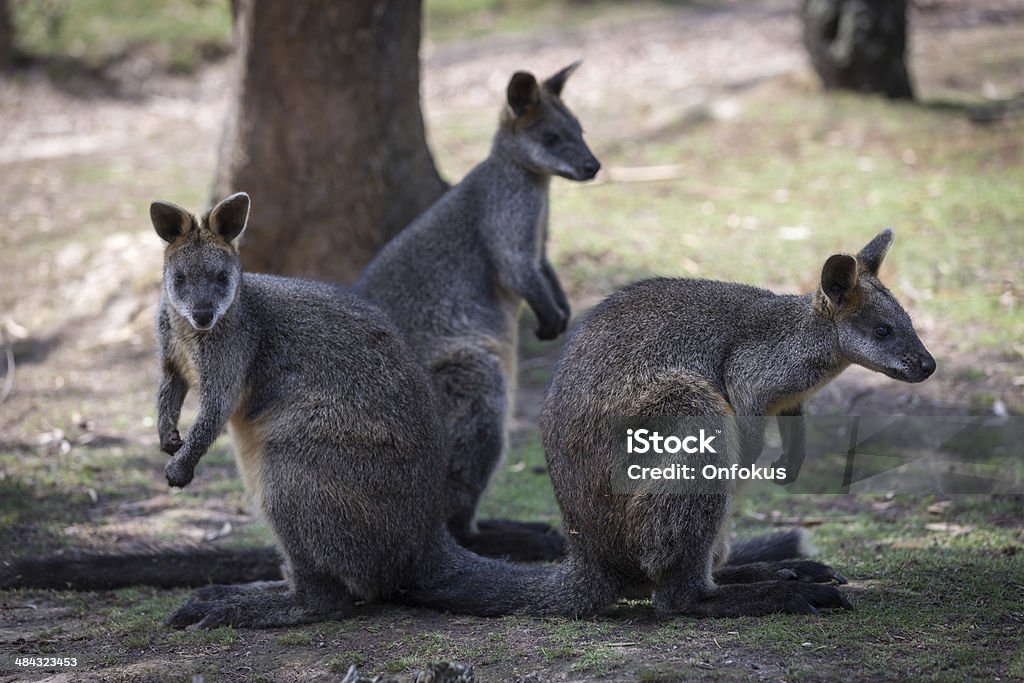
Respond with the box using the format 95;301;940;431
874;324;892;338
216;271;230;284
173;271;185;285
541;132;560;148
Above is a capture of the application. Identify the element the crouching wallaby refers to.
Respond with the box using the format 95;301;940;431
355;63;600;562
57;192;549;628
409;230;933;618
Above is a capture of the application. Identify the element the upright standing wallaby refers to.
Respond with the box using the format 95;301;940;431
139;193;560;628
355;63;600;561
410;230;933;617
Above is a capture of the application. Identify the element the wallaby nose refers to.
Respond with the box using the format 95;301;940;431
919;354;936;377
581;158;601;180
192;308;215;328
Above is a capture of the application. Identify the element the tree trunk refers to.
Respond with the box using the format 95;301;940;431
801;0;914;100
0;0;14;71
214;0;446;284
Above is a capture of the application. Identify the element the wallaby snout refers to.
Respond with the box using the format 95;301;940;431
577;155;601;181
191;306;216;330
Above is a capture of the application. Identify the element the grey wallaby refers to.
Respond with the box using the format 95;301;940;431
408;229;934;617
63;192;552;627
355;63;600;562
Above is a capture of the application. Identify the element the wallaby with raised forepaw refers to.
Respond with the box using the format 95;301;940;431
355;63;600;562
409;229;932;618
145;193;537;628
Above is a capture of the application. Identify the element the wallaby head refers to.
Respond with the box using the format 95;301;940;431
500;62;601;181
151;192;249;331
817;228;935;383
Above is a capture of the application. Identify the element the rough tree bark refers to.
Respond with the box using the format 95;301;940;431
801;0;914;100
213;0;447;283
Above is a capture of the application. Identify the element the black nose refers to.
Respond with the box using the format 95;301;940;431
919;354;936;376
192;309;215;327
581;158;601;179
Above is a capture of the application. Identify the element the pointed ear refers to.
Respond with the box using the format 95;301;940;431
820;254;859;308
542;60;581;97
208;192;250;242
857;228;895;276
150;200;191;243
507;72;540;118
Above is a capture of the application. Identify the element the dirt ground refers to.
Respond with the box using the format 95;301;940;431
1;1;1022;681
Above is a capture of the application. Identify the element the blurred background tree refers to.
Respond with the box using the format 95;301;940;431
214;0;447;284
0;0;12;70
801;0;914;99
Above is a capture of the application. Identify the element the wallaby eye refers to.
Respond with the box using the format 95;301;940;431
173;271;186;286
216;271;230;285
541;132;561;148
874;324;892;339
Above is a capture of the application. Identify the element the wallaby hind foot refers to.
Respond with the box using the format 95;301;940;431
713;560;848;585
169;572;354;629
654;570;852;619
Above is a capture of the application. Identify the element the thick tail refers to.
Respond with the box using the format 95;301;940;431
459;519;566;562
0;546;283;590
402;534;617;618
726;529;816;566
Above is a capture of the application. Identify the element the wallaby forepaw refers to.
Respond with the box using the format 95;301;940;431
536;316;568;341
160;429;183;455
770;458;802;485
165;458;195;488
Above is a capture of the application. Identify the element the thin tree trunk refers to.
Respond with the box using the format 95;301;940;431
0;0;14;71
801;0;914;100
214;0;446;284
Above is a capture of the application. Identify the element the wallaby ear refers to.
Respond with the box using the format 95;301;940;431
856;228;895;276
208;192;250;242
542;60;581;97
507;71;540;118
150;200;191;244
820;254;859;309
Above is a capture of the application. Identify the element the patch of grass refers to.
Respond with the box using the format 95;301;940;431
11;0;232;73
165;626;238;647
477;432;560;527
274;629;314;647
328;652;366;673
571;644;627;677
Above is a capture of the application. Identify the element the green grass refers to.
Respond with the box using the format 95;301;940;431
11;0;231;73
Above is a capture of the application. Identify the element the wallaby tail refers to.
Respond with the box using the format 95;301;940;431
0;546;283;590
726;529;816;566
402;534;617;618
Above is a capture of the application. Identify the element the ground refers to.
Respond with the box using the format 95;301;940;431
1;1;1023;681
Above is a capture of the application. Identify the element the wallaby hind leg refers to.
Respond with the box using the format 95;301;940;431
168;570;353;629
433;347;565;562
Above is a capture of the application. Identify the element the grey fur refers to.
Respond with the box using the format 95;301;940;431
410;230;929;617
151;194;554;628
354;65;600;560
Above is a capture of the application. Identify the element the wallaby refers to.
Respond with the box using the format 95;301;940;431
72;192;548;627
409;229;933;617
354;63;600;562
